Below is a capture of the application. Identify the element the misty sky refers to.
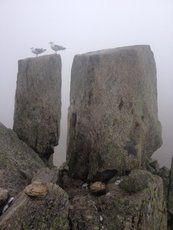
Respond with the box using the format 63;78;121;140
0;0;173;168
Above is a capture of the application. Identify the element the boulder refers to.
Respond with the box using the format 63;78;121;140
0;122;44;196
13;54;61;163
67;45;162;180
0;168;70;230
119;169;155;193
24;181;48;197
97;172;167;230
68;170;167;230
89;181;106;195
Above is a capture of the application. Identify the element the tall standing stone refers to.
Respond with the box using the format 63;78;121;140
13;54;61;163
67;45;162;180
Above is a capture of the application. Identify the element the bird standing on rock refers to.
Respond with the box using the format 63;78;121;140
30;47;46;57
49;42;66;53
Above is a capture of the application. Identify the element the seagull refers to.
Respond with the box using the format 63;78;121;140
30;47;46;57
49;42;66;53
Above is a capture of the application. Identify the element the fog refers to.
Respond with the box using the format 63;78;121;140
0;0;173;168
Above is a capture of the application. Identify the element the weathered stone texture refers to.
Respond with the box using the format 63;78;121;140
67;45;162;180
0;122;44;196
119;169;155;193
99;171;167;230
0;188;9;210
24;181;48;197
68;170;167;230
13;54;61;162
0;169;70;230
168;157;173;220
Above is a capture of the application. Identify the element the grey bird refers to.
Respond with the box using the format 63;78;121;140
49;42;66;53
30;47;46;56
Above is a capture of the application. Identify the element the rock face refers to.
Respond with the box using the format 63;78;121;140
0;168;70;230
67;45;162;180
68;170;167;230
13;54;61;163
168;157;173;228
0;122;44;196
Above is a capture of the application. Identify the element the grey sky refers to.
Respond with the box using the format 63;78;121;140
0;0;173;167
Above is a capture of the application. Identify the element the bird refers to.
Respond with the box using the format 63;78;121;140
30;47;46;57
49;42;66;53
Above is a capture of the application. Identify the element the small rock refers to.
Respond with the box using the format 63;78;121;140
149;158;160;170
106;192;111;196
115;179;123;185
2;204;9;214
89;182;106;195
147;158;160;174
100;215;103;222
159;166;170;178
1;196;14;214
24;181;48;197
82;183;88;190
7;197;14;206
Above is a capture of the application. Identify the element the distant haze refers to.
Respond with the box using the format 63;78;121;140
0;0;173;168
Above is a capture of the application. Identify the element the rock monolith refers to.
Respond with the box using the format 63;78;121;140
67;45;162;180
13;54;61;163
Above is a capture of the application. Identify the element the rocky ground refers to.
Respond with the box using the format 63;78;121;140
0;46;172;229
0;121;172;229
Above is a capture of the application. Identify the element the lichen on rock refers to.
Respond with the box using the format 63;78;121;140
13;54;61;164
0;122;44;196
67;45;162;181
0;170;70;230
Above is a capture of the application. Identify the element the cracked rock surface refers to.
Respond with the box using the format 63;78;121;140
0;122;44;196
67;45;162;181
13;54;61;163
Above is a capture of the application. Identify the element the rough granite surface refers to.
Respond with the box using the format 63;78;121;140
168;158;173;216
0;170;70;230
0;122;44;196
67;45;162;180
69;170;167;230
13;54;61;162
